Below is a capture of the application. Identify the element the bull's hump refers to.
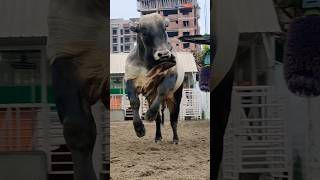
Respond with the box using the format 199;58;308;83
49;0;107;19
173;57;185;92
47;0;107;61
125;62;148;80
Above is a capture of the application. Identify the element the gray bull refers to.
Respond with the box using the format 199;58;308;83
125;13;185;144
47;0;108;180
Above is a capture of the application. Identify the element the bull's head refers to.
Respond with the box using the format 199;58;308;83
130;13;174;62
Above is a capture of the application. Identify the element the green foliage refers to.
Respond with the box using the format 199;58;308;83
201;45;211;65
202;45;210;56
191;44;211;67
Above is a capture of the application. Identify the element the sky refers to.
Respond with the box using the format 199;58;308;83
110;0;210;35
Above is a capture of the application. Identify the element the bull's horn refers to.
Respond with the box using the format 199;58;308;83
164;18;170;27
130;22;140;33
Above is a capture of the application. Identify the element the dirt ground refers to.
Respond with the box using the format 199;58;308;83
110;120;210;180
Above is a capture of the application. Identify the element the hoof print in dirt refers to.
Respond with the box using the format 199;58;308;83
133;121;145;137
139;170;154;177
149;147;160;151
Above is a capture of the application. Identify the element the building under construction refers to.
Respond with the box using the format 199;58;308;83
137;0;200;52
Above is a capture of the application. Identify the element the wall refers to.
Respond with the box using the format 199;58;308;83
0;0;49;37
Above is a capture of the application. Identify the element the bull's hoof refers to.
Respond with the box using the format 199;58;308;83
145;109;157;121
133;121;145;137
155;138;162;144
172;139;179;145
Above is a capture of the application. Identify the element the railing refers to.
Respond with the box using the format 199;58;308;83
110;95;122;110
0;103;108;179
223;86;292;180
137;0;196;11
0;104;41;151
180;88;201;120
35;103;109;178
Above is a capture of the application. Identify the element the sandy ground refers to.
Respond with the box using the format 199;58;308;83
110;120;210;180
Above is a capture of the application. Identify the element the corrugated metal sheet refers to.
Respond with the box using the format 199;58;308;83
110;52;198;74
0;0;49;37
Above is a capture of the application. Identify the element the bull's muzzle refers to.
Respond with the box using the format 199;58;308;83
154;49;172;60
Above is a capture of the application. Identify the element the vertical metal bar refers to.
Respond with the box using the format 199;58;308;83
0;110;4;148
16;107;21;150
30;107;36;150
3;108;10;151
7;108;12;151
31;71;35;103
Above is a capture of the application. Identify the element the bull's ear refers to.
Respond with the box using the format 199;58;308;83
130;23;140;33
164;18;170;27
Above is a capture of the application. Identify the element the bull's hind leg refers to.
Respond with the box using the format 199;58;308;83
51;59;97;180
167;85;183;144
156;104;165;142
126;80;145;137
161;102;166;125
155;112;162;143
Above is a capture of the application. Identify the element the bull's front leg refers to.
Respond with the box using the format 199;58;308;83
126;80;145;137
145;73;177;122
52;59;97;180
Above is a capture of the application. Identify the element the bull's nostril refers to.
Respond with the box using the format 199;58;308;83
156;50;170;59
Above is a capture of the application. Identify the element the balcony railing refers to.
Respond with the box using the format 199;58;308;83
137;0;197;11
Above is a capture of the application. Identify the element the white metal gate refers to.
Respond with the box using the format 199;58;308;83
180;88;201;120
223;86;292;180
35;103;109;178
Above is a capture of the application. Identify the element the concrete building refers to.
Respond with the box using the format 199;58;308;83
110;18;139;53
110;0;200;53
136;0;200;52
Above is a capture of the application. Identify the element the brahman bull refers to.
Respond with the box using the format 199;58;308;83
47;0;108;180
125;13;185;144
